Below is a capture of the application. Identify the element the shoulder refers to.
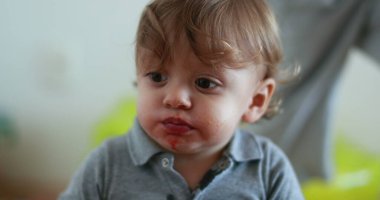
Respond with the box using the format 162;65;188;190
99;134;130;161
59;133;131;199
235;129;305;199
249;132;288;165
79;133;131;170
89;133;139;183
78;134;130;175
231;129;287;162
230;129;295;176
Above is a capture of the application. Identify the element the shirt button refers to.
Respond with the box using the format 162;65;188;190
161;158;170;168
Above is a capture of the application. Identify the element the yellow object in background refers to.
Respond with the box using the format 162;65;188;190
92;97;136;147
303;136;380;200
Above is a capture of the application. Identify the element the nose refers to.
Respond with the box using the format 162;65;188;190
163;85;192;110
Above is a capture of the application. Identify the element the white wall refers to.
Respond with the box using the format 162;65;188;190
0;0;150;185
333;49;380;155
0;0;379;190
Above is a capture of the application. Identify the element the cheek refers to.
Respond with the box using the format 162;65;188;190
136;93;149;117
137;82;160;108
136;87;159;125
194;99;241;139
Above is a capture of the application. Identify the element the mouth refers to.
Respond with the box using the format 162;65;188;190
162;117;193;136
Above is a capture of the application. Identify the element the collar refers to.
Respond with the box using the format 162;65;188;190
127;119;165;166
127;119;263;166
225;129;263;162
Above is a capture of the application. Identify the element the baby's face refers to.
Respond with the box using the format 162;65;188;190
136;39;263;157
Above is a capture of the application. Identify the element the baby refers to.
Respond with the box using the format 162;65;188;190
60;0;304;199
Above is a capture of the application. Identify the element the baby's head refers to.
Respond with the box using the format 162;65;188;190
136;0;282;114
135;0;282;154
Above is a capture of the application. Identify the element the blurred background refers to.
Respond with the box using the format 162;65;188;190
0;0;379;199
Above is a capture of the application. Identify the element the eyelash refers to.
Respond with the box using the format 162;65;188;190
145;72;221;91
146;72;167;83
195;78;219;90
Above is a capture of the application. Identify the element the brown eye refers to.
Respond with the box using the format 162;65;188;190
147;72;167;83
195;78;217;89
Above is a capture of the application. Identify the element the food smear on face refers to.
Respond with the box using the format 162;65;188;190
168;138;179;150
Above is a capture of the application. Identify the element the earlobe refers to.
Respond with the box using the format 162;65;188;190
242;78;276;123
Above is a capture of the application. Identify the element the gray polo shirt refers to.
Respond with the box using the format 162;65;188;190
60;120;304;199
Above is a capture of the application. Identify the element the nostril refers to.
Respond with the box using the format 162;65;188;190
162;85;192;109
163;95;192;109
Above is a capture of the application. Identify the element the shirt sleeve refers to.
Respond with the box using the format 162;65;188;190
58;146;105;200
265;142;305;200
357;0;380;64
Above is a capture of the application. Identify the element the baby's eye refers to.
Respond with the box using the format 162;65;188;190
195;78;218;89
147;72;167;83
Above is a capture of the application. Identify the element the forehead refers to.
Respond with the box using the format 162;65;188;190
136;38;212;72
137;33;195;64
137;32;232;68
137;45;263;84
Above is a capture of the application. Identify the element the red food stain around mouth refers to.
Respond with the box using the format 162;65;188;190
168;138;178;150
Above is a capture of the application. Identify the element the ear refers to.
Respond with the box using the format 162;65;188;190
242;78;276;123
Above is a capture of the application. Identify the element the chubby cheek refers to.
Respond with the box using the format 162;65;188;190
194;105;238;144
136;89;159;132
136;101;149;126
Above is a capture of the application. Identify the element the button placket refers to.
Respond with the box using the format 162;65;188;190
218;160;229;170
216;157;232;171
166;194;175;200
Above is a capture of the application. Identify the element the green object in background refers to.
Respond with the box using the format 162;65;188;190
303;135;380;200
92;97;136;147
0;113;16;144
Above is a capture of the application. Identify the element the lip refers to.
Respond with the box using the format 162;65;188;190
161;117;193;136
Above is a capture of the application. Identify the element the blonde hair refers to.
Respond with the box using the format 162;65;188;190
135;0;284;118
